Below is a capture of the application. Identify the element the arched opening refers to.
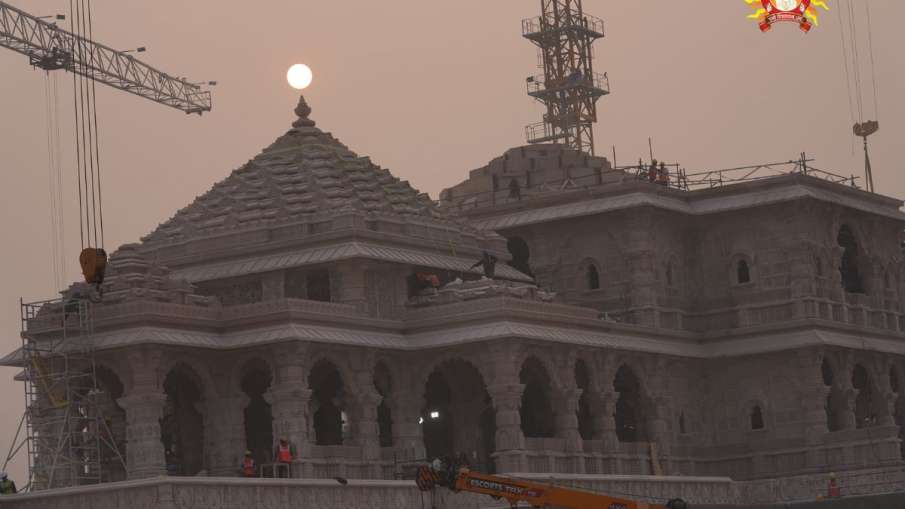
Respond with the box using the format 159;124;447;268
520;357;555;438
374;362;393;448
586;264;601;291
852;364;881;428
508;179;521;200
240;359;273;465
750;405;765;430
823;358;845;432
613;365;646;443
666;262;674;287
892;366;905;459
308;361;346;445
95;366;126;482
679;412;687;434
422;359;494;470
507;237;533;278
736;259;751;284
574;360;594;440
161;365;205;476
838;225;865;294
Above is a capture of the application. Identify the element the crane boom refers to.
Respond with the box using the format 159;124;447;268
416;463;686;509
0;1;212;114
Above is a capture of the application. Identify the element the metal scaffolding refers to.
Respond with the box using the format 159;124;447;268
523;0;609;155
6;296;125;491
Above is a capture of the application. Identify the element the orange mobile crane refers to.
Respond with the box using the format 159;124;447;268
416;460;688;509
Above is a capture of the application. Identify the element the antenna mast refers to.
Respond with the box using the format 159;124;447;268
522;0;609;155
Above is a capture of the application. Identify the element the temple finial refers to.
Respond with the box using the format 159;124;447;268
293;95;315;127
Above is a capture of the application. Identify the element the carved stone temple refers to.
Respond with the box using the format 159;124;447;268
3;96;905;507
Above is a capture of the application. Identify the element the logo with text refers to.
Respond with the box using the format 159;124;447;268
745;0;829;33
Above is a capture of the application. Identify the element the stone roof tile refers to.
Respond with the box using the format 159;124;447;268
142;96;449;246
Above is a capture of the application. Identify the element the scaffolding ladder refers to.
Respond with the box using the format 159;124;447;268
9;296;125;491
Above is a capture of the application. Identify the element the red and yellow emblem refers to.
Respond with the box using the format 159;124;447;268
745;0;829;33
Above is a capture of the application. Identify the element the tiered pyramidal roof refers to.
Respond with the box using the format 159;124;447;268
143;96;447;245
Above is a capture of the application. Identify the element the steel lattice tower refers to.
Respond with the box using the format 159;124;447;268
523;0;609;155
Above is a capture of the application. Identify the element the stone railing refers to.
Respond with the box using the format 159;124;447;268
0;474;738;509
3;470;905;508
223;298;362;321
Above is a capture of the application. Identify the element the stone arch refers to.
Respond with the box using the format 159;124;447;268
613;364;649;442
852;363;883;428
308;359;347;446
891;362;905;458
161;363;206;476
519;356;555;438
373;361;394;448
239;358;273;464
822;356;846;432
507;236;533;277
421;358;494;470
94;365;127;482
574;359;595;440
838;224;865;294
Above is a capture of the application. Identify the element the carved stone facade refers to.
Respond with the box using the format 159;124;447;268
4;97;905;505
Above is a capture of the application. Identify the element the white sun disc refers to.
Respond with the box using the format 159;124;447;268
287;64;313;90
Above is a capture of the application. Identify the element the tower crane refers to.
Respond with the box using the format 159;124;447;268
0;1;212;114
2;2;214;489
1;0;214;288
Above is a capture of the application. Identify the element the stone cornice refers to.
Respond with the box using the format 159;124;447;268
469;175;905;231
8;306;905;368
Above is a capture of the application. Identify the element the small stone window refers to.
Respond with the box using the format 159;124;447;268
838;225;865;294
891;367;900;394
679;412;687;434
736;259;751;285
587;264;601;290
666;262;674;287
508;179;521;200
306;269;331;302
750;405;765;430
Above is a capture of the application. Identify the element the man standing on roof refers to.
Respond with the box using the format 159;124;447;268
471;251;498;279
0;472;17;494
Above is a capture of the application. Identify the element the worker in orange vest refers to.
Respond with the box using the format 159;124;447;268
240;450;256;478
273;437;296;478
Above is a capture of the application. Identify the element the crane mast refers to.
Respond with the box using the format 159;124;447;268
0;0;212;114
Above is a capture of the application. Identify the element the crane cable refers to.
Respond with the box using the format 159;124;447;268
69;0;105;253
837;0;881;124
43;71;66;291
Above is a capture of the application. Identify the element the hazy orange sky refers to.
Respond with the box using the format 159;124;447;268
1;1;903;482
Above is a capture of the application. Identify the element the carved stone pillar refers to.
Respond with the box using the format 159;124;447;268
390;393;424;460
118;391;167;479
487;383;525;473
117;351;166;479
352;389;383;463
555;388;583;453
334;262;367;312
265;344;311;475
206;393;250;476
596;391;619;452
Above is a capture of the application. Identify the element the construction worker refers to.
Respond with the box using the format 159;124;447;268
0;472;16;494
470;251;498;279
827;473;840;498
647;159;658;183
273;437;295;478
657;162;670;187
240;450;256;478
665;499;687;509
